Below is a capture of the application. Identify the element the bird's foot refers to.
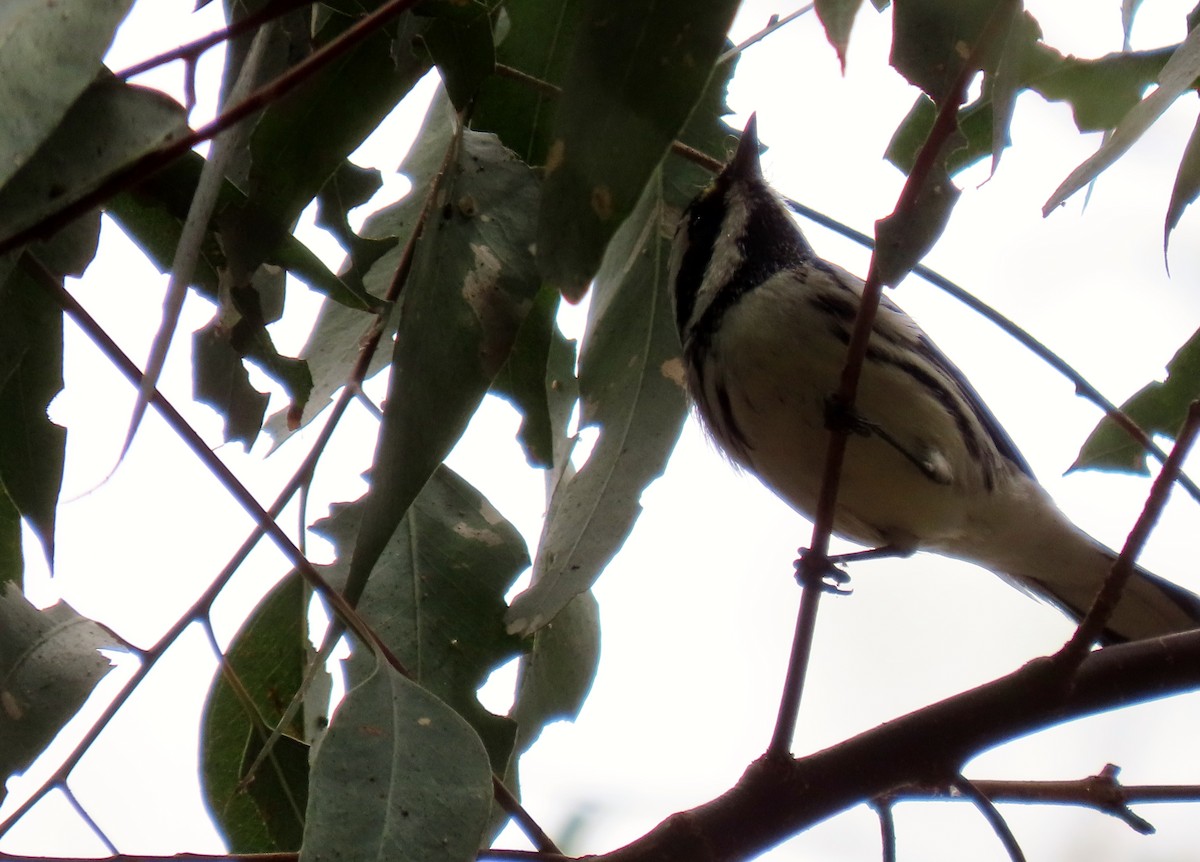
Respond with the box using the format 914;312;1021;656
794;544;916;594
793;550;853;595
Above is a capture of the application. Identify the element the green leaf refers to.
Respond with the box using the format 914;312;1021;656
417;0;498;109
300;658;492;862
219;9;433;282
1025;43;1173;133
506;167;688;635
1044;27;1200;214
193;319;270;449
0;78;188;248
536;0;740;299
317;465;527;773
505;42;733;635
262;92;459;447
1165;111;1200;256
816;0;863;70
874;157;962;287
1074;327;1200;475
0;487;20;589
0;585;116;796
202;576;310;852
0;256;66;569
314;160;385;263
490;285;569;468
341;128;541;608
986;10;1041;174
224;277;314;427
890;0;1003;99
510;590;599;754
0;0;135;191
885;93;994;176
107;149;378;311
470;0;585;165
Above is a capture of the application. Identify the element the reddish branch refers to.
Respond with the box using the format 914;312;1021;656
1065;400;1200;652
769;0;1023;759
596;630;1200;862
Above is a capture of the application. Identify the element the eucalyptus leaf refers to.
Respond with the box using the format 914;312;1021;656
301;659;492;862
341;129;540;611
0;0;135;191
0;256;66;570
202;576;310;852
536;0;740;299
0;585;116;789
317;465;527;772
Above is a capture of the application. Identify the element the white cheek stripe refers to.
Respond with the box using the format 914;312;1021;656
685;186;752;337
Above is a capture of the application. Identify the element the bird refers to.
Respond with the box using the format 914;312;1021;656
666;114;1200;644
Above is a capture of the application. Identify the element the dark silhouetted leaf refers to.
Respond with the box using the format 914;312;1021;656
536;0;740;299
1165;111;1200;257
471;0;585;165
0;79;187;247
262;92;458;446
1074;327;1200;474
1044;27;1200;214
193;319;270;448
0;257;66;569
816;0;864;70
417;0;498;109
202;576;310;852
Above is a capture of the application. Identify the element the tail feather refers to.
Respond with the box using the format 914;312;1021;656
1016;549;1200;645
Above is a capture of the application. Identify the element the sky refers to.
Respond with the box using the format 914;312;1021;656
5;1;1200;860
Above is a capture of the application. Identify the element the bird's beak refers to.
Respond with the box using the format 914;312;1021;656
729;113;762;178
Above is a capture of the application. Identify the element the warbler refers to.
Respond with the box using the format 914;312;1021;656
667;115;1200;643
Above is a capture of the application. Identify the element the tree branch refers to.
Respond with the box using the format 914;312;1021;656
884;763;1177;835
599;629;1200;862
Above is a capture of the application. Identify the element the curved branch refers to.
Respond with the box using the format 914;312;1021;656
600;630;1200;862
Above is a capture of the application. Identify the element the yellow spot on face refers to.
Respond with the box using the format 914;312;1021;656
591;185;613;220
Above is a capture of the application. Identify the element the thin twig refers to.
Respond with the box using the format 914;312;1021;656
114;0;315;82
1063;400;1200;654
884;764;1163;835
59;782;118;855
766;0;1019;761
950;775;1028;862
493;63;728;173
0;0;424;257
0;259;413;841
492;778;563;856
717;5;815;65
872;799;897;862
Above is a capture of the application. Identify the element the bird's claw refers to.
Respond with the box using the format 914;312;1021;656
794;550;853;595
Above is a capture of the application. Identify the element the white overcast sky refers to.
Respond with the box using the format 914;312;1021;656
5;1;1200;860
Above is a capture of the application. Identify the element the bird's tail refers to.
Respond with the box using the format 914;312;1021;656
1008;542;1200;645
